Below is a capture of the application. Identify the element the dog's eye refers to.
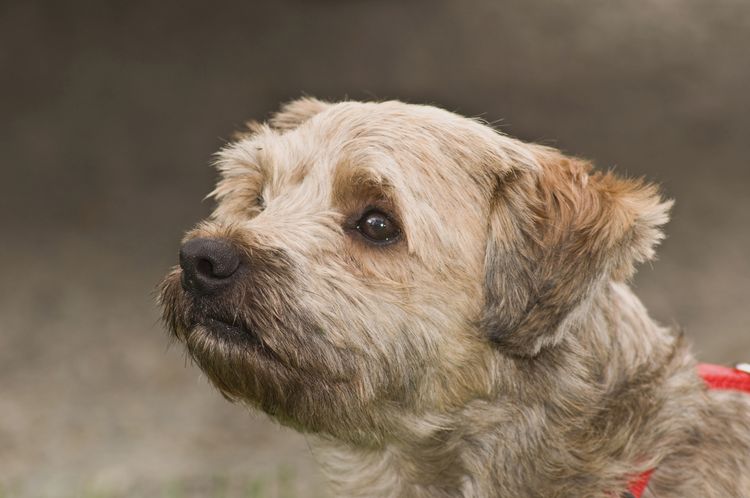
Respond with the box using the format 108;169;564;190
356;210;401;244
256;194;266;211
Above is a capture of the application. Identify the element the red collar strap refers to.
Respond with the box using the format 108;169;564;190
696;363;750;392
623;363;750;498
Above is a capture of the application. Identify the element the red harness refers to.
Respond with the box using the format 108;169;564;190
624;363;750;498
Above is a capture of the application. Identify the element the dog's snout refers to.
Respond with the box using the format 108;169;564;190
179;237;241;295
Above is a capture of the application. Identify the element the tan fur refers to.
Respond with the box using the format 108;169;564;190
159;99;750;497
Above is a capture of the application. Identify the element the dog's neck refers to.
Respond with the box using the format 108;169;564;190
313;282;702;498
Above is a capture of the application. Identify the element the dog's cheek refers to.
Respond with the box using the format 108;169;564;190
306;275;483;409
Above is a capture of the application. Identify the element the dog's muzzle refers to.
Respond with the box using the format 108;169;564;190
172;236;266;347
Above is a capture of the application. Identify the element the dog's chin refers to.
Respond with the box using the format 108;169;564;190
179;318;290;403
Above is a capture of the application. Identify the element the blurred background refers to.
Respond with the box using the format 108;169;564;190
1;1;749;496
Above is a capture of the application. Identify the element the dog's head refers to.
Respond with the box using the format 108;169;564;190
159;99;671;441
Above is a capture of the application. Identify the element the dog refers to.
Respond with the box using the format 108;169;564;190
159;98;750;497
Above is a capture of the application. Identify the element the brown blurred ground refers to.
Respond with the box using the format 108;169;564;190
1;1;749;496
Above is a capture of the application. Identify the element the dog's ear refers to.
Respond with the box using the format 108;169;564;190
268;97;331;131
482;147;672;357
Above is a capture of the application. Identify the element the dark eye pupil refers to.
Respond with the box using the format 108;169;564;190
366;215;387;231
357;211;399;243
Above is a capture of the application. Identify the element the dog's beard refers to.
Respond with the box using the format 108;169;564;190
157;267;380;437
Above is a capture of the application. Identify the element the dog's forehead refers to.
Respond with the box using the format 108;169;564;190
300;101;539;189
217;101;539;220
227;102;500;190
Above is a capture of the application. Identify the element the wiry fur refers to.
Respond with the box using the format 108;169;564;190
159;99;750;497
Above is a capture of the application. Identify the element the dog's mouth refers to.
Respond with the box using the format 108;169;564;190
159;268;294;367
193;314;288;363
193;315;268;350
189;318;283;369
199;317;260;344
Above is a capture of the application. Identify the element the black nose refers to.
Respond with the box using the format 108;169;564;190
179;237;241;295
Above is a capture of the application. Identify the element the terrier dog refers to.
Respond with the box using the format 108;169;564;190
159;99;750;497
